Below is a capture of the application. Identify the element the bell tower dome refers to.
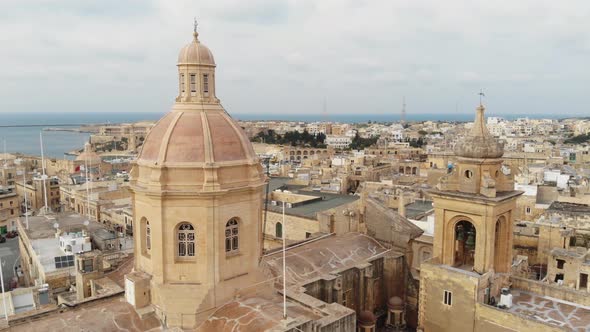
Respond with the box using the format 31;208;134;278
125;24;265;329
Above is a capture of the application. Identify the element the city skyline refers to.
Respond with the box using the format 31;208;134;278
1;0;589;116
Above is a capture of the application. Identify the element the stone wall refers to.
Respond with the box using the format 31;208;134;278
474;303;563;332
511;276;590;306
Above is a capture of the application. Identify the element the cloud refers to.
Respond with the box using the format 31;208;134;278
0;0;589;115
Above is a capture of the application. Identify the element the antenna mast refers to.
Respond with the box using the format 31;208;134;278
400;96;407;126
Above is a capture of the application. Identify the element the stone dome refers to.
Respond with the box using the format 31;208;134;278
388;296;403;310
358;310;376;325
177;32;215;66
454;105;504;159
76;142;101;165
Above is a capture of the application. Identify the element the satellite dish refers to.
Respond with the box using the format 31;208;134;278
53;223;59;229
41;175;48;180
84;220;89;226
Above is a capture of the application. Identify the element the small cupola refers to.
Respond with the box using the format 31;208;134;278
176;20;217;103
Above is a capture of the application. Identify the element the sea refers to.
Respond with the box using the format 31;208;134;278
0;111;574;159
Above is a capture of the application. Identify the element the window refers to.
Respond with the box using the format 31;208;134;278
275;222;283;239
443;290;452;306
203;74;209;93
464;170;473;178
180;74;185;93
555;273;564;283
83;259;93;273
177;223;195;257
190;74;196;93
225;218;239;253
580;273;588;289
525;207;531;214
146;221;151;251
305;232;311;239
556;259;565;269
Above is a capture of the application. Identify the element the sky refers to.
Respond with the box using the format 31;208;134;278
1;0;589;116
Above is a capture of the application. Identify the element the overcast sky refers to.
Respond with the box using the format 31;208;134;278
1;0;589;116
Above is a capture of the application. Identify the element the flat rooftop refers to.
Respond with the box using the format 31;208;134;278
508;290;590;331
265;178;359;218
10;295;161;332
198;288;322;332
404;200;434;219
20;212;109;240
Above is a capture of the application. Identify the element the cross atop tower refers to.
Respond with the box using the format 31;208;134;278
478;89;485;106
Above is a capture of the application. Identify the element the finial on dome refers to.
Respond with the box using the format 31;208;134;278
478;89;485;106
193;17;199;41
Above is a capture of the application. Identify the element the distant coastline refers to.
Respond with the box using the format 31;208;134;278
0;111;585;159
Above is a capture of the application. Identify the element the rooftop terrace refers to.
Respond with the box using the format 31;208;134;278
508;290;590;331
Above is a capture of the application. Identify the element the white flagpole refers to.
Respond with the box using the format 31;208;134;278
2;138;6;167
22;169;29;230
282;201;287;319
39;132;49;213
85;153;90;220
0;259;8;321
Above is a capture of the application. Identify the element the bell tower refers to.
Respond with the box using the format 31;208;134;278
430;103;522;274
417;103;524;332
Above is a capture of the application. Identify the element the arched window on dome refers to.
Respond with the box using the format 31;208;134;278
203;74;209;94
177;223;195;257
190;74;196;93
225;218;239;254
275;222;283;239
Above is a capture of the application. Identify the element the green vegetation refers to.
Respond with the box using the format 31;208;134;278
349;133;379;150
564;133;590;145
252;130;327;148
409;137;426;148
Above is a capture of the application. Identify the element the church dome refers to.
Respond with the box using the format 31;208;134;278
76;142;102;165
138;108;257;165
132;28;263;193
177;32;215;66
454;105;504;159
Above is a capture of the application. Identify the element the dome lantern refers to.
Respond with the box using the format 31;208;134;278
176;22;217;103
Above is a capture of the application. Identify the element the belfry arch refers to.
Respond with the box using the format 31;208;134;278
453;220;477;269
494;216;510;273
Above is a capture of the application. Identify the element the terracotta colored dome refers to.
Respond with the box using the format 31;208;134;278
358;310;376;325
177;32;215;66
388;296;403;310
138;108;256;165
454;105;504;159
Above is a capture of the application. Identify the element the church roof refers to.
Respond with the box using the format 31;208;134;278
262;233;389;286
